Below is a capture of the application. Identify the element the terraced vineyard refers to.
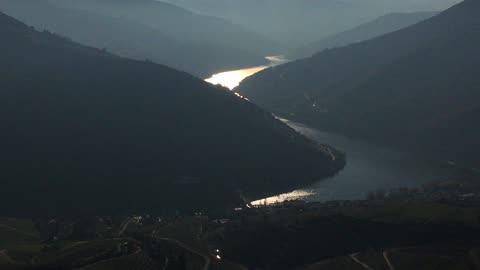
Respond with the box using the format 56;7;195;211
302;246;479;270
35;240;127;269
78;252;159;270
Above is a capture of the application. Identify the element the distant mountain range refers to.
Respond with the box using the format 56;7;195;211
237;0;480;165
291;11;437;59
162;0;461;48
50;0;278;55
0;12;343;216
0;0;277;77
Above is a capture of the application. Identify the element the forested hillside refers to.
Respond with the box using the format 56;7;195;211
237;0;480;165
0;0;271;77
0;12;344;216
291;11;436;58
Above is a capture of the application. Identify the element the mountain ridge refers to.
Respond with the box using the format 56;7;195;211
0;12;344;216
0;0;269;77
291;11;437;59
237;0;480;164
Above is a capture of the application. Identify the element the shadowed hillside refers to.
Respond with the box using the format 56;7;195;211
291;11;437;59
50;0;278;58
237;0;480;165
0;12;344;216
0;0;270;77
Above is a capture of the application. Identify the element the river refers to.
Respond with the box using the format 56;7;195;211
252;120;452;205
205;60;452;206
205;56;287;90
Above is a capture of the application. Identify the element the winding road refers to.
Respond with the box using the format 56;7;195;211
350;250;397;270
0;224;38;238
318;144;337;161
383;250;396;270
350;253;374;270
156;238;210;270
116;218;133;236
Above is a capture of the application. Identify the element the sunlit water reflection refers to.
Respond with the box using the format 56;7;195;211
205;56;287;90
251;190;315;206
206;58;452;206
253;120;453;206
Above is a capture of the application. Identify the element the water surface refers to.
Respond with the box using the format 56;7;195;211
205;58;451;206
205;56;286;90
253;121;452;205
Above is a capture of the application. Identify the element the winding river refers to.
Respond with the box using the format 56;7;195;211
205;59;452;205
205;56;287;90
251;120;452;205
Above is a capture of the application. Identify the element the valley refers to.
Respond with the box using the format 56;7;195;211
204;60;452;206
0;0;479;269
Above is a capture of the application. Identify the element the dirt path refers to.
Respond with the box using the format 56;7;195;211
350;253;375;270
383;250;396;270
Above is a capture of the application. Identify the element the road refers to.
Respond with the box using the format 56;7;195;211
350;251;397;270
0;249;16;264
221;260;249;270
0;249;7;256
318;144;336;161
383;250;396;270
74;249;141;270
350;253;374;270
447;161;480;173
0;224;38;238
156;238;210;270
162;256;169;270
116;218;133;236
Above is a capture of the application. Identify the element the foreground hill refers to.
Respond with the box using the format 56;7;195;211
0;13;343;216
291;11;437;59
237;0;480;165
0;0;268;77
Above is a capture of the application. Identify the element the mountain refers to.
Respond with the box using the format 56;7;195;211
237;0;480;165
291;11;437;59
0;12;344;216
160;0;373;47
161;0;460;48
0;0;269;77
50;0;278;58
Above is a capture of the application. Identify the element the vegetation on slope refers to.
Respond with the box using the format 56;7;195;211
237;0;480;165
0;0;268;77
0;12;344;216
291;11;437;58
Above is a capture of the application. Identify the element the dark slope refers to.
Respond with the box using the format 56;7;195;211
291;11;437;59
0;13;344;216
0;0;266;77
50;0;278;57
237;0;480;164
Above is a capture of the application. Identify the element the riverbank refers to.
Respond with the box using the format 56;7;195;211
251;120;454;205
206;57;453;206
